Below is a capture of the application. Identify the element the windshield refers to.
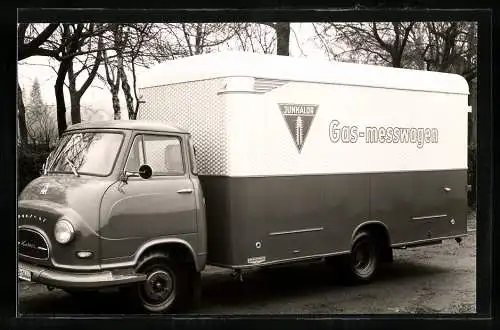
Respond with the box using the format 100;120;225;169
47;131;124;176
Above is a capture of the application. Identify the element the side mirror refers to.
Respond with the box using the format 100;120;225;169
138;164;152;179
122;164;153;183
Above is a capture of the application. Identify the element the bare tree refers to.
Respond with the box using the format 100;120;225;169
156;23;238;58
100;24;135;120
100;23;235;120
54;24;85;134
67;29;104;124
419;22;477;82
224;22;292;56
258;23;291;56
123;24;160;119
102;46;122;120
19;23;111;135
115;25;135;120
230;23;276;54
273;23;291;56
18;23;61;61
313;22;415;67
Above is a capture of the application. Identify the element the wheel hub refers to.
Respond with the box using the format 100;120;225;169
143;270;174;303
353;241;373;274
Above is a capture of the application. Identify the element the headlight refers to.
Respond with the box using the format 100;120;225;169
54;219;74;244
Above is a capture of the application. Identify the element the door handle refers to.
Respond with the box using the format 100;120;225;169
177;189;193;194
443;187;451;192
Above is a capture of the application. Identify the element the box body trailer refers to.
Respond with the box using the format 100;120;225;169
137;51;469;268
17;52;470;314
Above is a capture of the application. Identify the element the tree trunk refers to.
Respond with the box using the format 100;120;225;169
391;52;402;68
68;61;81;125
116;37;134;119
120;68;135;120
70;94;81;124
131;60;141;120
275;23;290;56
55;60;70;136
55;24;84;136
111;87;121;120
17;81;28;146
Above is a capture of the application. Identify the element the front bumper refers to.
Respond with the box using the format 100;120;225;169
18;261;146;289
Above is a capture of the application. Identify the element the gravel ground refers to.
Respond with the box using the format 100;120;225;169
467;209;476;232
18;211;477;316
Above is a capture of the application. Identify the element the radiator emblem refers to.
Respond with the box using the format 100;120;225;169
40;183;49;195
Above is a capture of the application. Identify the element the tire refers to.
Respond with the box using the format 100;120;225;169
344;231;380;284
128;251;191;314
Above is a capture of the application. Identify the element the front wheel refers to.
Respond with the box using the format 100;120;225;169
127;252;191;313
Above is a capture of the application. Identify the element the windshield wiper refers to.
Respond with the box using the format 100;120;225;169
65;157;80;177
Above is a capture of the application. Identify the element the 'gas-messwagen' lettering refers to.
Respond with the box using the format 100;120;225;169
329;120;439;148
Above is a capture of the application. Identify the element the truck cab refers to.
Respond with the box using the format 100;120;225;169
18;120;206;313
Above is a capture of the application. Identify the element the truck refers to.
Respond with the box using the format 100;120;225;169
17;52;470;313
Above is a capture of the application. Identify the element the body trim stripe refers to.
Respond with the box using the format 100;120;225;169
411;214;448;221
269;227;324;236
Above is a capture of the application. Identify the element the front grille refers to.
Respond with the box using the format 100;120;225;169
18;228;49;260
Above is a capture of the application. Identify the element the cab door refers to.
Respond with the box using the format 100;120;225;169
99;133;197;260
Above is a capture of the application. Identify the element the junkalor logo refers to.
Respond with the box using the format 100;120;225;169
279;104;319;153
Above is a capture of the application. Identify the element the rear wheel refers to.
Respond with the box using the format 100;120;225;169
343;231;380;284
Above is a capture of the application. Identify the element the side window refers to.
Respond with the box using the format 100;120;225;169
125;135;144;172
143;135;185;175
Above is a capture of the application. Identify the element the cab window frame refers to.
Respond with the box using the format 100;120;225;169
124;132;186;177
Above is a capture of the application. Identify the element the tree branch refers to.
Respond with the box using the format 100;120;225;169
76;36;104;99
371;22;392;53
28;24;60;51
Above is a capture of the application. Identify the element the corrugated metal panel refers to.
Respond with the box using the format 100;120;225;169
138;78;230;176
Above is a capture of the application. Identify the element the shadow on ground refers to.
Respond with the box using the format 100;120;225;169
18;258;450;316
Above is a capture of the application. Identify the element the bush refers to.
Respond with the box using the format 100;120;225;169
17;144;52;195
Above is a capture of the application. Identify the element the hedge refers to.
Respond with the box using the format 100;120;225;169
17;144;52;195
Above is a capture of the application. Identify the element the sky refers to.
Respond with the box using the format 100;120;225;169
18;23;329;121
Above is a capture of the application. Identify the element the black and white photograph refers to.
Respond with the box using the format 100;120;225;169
16;17;480;316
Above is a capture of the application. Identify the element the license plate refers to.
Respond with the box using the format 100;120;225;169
18;267;32;282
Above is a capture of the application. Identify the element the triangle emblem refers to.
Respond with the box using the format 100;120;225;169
278;103;319;153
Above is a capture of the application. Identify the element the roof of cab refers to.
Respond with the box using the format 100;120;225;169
66;120;188;134
139;51;470;95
